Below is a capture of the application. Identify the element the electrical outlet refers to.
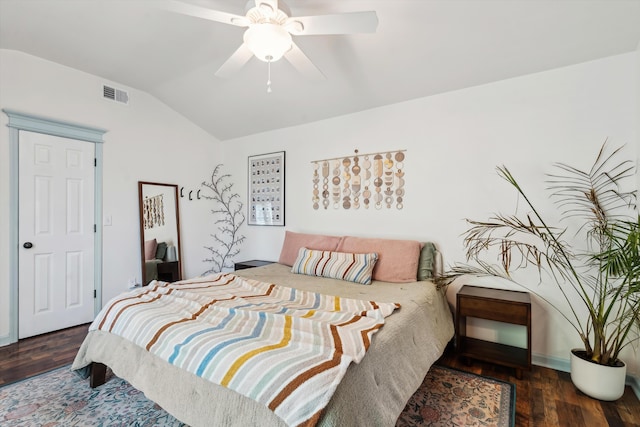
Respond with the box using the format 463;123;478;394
127;277;137;287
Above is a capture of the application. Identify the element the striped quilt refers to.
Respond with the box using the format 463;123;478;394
91;273;400;426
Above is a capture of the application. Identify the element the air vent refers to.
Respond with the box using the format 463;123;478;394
102;84;129;105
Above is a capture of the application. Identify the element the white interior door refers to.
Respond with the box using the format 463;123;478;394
18;131;95;339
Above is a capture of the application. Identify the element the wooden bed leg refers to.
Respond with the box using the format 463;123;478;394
515;368;523;380
89;362;107;388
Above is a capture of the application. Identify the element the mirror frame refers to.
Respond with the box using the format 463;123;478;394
138;181;182;285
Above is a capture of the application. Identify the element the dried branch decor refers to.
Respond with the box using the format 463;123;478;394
201;164;246;274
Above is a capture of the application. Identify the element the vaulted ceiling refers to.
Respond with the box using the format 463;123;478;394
1;0;639;141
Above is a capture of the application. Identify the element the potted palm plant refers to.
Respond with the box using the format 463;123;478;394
436;142;640;400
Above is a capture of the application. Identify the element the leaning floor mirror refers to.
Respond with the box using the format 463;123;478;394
138;181;182;285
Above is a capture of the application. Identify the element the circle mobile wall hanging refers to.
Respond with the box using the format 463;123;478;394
143;194;165;229
312;149;406;210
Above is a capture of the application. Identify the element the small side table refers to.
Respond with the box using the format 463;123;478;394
456;285;531;379
157;261;180;282
234;260;274;271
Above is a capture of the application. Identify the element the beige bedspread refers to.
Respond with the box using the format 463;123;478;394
72;263;454;427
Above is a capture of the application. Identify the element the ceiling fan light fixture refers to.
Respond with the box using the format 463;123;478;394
243;23;292;62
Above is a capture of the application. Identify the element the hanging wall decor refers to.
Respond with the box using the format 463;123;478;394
143;194;165;229
201;164;246;274
312;149;406;210
248;151;285;226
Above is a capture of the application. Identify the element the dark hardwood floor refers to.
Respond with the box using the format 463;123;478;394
0;323;90;386
1;324;639;426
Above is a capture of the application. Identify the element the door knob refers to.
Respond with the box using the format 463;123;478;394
23;242;33;249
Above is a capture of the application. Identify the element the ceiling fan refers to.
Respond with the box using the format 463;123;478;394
165;0;378;86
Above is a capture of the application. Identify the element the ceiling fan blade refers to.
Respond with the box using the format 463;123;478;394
215;43;254;78
284;42;325;81
286;11;378;35
255;0;278;14
164;0;249;27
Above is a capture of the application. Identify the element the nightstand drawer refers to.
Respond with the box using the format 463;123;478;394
458;298;529;324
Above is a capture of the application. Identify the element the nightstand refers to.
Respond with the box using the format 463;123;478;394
234;260;274;271
456;285;531;379
157;261;180;282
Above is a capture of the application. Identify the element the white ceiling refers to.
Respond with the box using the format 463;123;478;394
1;0;639;141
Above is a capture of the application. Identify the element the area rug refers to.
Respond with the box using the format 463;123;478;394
0;364;515;426
396;365;515;427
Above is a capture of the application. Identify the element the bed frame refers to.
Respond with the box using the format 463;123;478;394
74;252;453;426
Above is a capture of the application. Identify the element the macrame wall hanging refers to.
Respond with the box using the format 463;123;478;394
143;194;165;229
312;149;406;210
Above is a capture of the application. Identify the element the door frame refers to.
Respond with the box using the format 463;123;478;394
3;109;107;345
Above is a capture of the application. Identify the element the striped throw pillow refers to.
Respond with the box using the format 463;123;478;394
291;247;378;285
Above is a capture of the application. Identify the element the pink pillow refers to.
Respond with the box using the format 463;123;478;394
336;236;422;283
144;239;157;261
278;231;342;266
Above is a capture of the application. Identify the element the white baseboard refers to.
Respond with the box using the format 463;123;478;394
0;333;13;348
533;352;570;373
533;352;640;400
629;375;640;400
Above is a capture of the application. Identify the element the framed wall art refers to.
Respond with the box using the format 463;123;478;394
248;151;285;226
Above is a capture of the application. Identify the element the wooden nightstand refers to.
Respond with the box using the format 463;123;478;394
456;285;531;379
157;261;180;282
234;260;274;271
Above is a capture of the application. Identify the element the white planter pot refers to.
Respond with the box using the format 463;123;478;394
570;349;626;401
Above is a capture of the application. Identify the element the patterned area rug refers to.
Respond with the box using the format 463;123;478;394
396;366;515;427
0;364;514;426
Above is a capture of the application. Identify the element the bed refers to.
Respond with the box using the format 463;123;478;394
72;233;454;427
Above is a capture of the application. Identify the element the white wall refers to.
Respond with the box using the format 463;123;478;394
637;40;640;200
0;50;223;341
223;52;638;376
634;40;640;387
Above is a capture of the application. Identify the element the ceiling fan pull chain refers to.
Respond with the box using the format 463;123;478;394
266;55;273;93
